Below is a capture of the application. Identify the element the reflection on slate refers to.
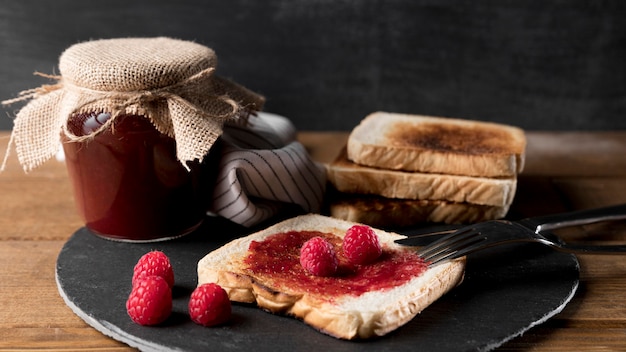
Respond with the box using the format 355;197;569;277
2;0;626;131
56;216;579;352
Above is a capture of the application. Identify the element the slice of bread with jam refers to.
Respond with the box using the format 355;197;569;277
197;214;465;339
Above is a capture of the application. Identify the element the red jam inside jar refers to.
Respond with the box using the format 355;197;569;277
62;112;218;241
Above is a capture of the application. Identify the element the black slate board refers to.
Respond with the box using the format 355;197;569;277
56;216;579;352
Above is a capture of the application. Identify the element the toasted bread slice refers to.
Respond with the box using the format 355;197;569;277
328;192;510;228
327;147;517;207
197;214;465;339
347;112;526;177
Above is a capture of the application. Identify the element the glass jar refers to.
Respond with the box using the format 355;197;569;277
62;112;218;241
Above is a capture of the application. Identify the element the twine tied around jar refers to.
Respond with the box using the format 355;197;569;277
1;37;265;172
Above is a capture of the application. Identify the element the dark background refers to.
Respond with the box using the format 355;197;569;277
1;0;625;131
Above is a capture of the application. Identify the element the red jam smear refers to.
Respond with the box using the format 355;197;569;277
62;113;219;241
244;231;428;300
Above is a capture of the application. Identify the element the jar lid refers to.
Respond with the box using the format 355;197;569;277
2;37;264;172
59;37;217;92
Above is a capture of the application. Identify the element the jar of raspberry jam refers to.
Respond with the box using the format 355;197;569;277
3;38;264;241
62;112;219;241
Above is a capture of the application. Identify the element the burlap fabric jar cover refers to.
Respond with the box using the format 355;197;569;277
2;37;265;172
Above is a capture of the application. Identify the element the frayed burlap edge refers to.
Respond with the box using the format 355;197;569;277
2;69;265;172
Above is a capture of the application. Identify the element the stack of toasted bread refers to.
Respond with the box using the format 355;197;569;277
327;112;526;227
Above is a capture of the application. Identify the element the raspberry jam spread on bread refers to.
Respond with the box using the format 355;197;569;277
244;230;428;299
197;214;465;339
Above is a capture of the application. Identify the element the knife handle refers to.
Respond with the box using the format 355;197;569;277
522;203;626;233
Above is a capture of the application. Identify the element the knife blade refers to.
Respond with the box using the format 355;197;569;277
395;224;460;246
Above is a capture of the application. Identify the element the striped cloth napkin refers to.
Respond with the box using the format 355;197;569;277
209;112;327;227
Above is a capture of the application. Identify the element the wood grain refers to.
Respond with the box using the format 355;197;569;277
1;131;626;351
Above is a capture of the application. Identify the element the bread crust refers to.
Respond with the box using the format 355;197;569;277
328;193;509;227
328;147;516;207
347;112;526;177
197;214;465;339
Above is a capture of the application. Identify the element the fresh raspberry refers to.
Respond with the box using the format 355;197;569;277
343;224;382;265
189;283;232;327
300;236;338;276
126;275;172;326
132;251;175;288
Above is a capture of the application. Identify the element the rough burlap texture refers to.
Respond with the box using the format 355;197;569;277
2;37;265;172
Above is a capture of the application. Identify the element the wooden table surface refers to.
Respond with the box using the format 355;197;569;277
1;130;626;351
